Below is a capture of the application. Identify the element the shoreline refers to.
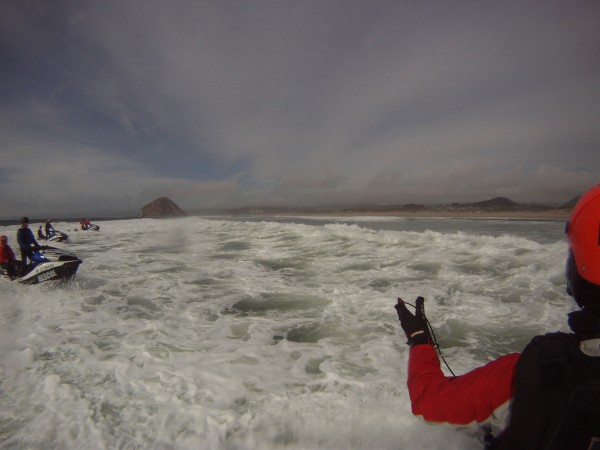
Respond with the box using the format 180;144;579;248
266;209;572;220
1;209;571;224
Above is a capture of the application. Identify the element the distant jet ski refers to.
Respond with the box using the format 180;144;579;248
1;246;82;285
76;224;100;232
46;230;69;242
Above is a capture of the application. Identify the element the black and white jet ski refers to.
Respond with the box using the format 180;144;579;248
0;246;82;285
46;230;69;242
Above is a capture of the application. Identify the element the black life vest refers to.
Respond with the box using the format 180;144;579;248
491;332;600;450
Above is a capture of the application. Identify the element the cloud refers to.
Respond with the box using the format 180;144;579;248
1;0;599;218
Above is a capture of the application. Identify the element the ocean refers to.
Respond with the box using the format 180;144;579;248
0;216;573;449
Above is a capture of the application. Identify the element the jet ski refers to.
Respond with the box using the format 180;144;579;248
81;224;100;231
46;230;69;242
1;246;82;285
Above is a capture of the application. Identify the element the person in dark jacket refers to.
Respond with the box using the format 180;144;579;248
394;184;600;449
16;216;40;271
45;219;55;238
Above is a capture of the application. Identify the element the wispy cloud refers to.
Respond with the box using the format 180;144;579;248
1;0;598;218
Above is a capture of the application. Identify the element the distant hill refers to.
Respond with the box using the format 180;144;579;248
138;197;187;218
228;196;573;216
470;197;520;210
561;196;580;209
401;196;570;213
462;196;557;212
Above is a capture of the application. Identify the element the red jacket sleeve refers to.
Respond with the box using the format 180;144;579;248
408;344;520;427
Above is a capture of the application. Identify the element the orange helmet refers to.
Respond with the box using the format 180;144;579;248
565;185;600;308
566;185;600;283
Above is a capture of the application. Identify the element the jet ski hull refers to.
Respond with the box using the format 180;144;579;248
17;259;82;285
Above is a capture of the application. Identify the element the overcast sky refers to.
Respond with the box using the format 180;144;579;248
1;0;599;219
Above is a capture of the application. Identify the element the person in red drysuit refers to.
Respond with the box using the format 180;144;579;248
0;234;19;279
395;184;600;449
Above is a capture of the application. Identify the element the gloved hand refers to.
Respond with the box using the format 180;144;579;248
395;296;431;347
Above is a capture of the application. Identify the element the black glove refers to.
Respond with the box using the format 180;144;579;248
395;296;431;347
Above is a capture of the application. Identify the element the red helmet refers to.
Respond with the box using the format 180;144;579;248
566;185;600;286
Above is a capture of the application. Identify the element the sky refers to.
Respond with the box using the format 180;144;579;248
1;0;599;219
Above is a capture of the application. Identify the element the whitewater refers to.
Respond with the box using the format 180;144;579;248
0;216;573;449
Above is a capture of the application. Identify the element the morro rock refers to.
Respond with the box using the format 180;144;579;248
138;197;187;218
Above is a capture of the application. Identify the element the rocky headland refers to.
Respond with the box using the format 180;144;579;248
138;197;187;218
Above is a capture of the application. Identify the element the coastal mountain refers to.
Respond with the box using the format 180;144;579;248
138;197;187;218
470;197;519;210
561;196;580;209
229;196;572;216
461;196;556;212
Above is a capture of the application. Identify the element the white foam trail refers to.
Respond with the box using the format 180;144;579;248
0;217;569;449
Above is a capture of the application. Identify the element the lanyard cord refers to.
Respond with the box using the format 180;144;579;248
405;301;456;377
